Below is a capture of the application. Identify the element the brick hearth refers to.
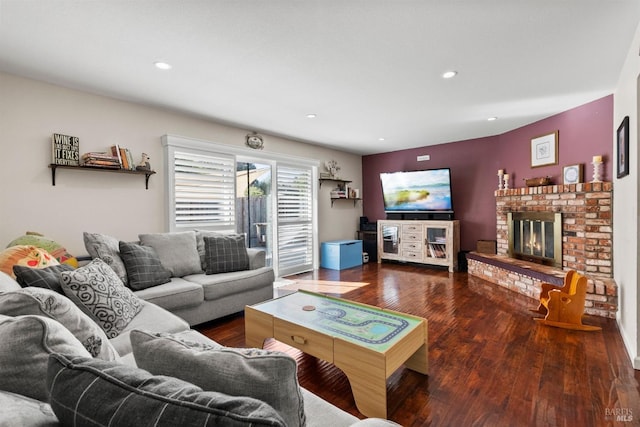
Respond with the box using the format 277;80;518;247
467;182;617;318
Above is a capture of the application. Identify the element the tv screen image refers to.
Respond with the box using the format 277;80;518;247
380;168;453;213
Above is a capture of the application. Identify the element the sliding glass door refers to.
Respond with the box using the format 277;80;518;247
236;160;272;266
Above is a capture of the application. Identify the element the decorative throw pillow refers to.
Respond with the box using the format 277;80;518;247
83;232;128;285
203;234;249;274
0;287;118;360
195;229;224;268
0;314;91;402
13;264;74;294
7;231;78;267
60;258;142;339
118;241;172;291
0;390;59;426
47;353;286;427
0;272;21;292
0;245;59;278
131;330;306;427
138;231;202;277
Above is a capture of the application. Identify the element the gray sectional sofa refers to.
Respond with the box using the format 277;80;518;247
82;230;276;326
0;261;398;426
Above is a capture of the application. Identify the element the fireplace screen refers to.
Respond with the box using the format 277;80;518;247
508;212;562;267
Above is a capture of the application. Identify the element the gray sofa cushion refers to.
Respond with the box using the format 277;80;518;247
60;259;143;339
0;271;21;291
0;314;91;402
131;330;306;427
134;277;204;311
203;234;250;274
184;267;274;301
108;300;190;356
83;232;128;284
118;241;171;290
0;287;118;360
47;353;287;427
12;264;74;294
0;390;58;427
139;231;202;277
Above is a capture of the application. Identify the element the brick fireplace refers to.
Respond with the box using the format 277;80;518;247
467;182;617;318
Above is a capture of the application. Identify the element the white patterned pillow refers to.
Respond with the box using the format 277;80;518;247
60;258;142;338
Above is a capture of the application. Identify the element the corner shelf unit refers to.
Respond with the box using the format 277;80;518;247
49;164;156;189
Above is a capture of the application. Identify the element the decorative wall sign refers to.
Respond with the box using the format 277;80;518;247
51;133;80;166
617;116;629;178
530;131;558;168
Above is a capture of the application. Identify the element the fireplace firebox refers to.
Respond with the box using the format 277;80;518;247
507;212;562;267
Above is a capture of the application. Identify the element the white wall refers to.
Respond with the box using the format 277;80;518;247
0;72;363;262
614;21;640;368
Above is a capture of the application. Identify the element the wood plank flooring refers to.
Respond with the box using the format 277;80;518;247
197;262;640;427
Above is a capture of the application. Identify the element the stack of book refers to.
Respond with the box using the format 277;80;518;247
110;144;136;170
81;152;121;169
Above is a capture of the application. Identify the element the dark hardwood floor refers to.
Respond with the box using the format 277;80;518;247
197;262;640;427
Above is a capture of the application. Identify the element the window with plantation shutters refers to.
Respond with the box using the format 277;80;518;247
163;134;318;277
173;151;235;228
164;139;235;231
277;164;314;276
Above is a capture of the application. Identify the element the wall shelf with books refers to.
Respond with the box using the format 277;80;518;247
48;164;156;189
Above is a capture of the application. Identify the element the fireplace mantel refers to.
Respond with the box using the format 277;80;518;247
468;182;616;318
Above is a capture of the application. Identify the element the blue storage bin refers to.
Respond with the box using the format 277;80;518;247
320;240;363;270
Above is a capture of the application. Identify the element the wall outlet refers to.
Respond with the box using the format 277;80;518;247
417;155;430;161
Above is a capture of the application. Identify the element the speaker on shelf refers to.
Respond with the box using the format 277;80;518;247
360;216;369;229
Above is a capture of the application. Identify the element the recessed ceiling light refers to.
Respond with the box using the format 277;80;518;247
306;114;317;119
442;71;457;79
487;117;498;121
154;61;172;70
378;138;385;141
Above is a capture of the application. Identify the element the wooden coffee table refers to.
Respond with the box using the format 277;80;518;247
245;290;428;419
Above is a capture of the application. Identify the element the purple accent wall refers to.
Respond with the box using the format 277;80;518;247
362;95;613;251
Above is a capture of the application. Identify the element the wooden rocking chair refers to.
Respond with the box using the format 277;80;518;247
533;270;601;331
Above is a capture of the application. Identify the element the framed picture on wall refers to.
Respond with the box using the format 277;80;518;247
530;131;559;168
617;116;629;178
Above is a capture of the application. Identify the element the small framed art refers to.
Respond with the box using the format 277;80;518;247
617;116;629;178
531;131;559;168
563;164;583;184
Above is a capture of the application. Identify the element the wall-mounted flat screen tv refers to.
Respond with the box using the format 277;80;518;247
380;168;453;213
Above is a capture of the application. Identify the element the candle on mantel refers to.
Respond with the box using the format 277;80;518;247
503;173;510;189
498;169;505;175
593;155;603;163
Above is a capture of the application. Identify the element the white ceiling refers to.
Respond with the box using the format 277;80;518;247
1;1;639;155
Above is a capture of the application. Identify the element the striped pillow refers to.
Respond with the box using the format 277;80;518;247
47;353;286;427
